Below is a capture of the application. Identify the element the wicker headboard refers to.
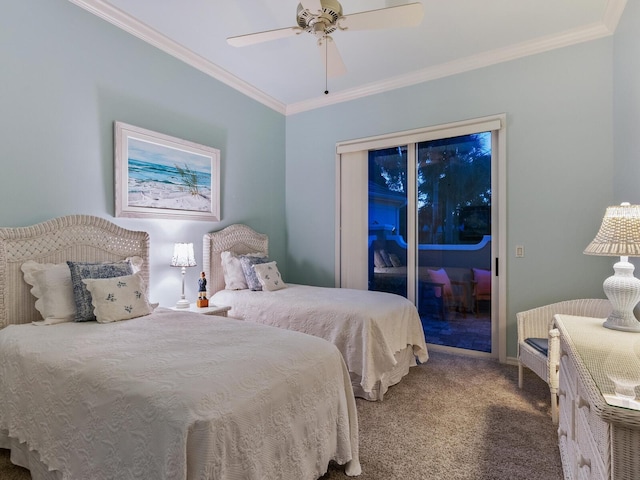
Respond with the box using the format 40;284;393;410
203;224;268;296
0;215;150;327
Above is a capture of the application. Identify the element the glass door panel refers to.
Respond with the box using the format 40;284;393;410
416;133;492;352
368;146;408;298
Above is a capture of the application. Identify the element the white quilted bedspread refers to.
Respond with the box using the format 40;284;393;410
0;308;360;480
212;285;428;394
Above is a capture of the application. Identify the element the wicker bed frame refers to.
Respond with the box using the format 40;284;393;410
0;215;149;328
203;223;268;296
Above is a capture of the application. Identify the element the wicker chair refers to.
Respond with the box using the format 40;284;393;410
517;298;612;424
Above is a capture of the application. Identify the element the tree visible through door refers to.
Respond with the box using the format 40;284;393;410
368;133;492;352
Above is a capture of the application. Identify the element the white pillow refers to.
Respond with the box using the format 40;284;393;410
82;272;153;323
253;261;287;292
21;261;76;323
389;253;402;268
220;251;265;290
373;250;386;268
127;255;144;273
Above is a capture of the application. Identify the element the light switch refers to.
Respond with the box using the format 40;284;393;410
515;245;525;258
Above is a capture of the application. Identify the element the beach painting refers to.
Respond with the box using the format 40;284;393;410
114;122;220;221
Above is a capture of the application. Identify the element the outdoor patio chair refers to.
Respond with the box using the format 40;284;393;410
423;268;468;319
517;298;611;424
471;268;491;317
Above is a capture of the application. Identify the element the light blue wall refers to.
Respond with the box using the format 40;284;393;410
613;1;640;325
614;0;640;203
0;0;286;306
286;39;615;357
2;0;632;358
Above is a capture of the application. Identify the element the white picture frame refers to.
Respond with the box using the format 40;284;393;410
114;121;220;221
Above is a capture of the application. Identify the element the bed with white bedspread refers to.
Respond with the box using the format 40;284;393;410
0;215;360;480
203;224;429;401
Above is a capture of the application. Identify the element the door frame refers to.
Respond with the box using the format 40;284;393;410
335;114;507;362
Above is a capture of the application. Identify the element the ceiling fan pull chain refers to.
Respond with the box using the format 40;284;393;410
324;36;329;95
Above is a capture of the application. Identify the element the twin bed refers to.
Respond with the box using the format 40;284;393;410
0;215;360;480
203;223;428;401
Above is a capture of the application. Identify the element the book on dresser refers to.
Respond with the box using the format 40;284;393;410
552;314;640;480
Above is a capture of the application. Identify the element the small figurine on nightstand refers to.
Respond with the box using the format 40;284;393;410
197;271;208;307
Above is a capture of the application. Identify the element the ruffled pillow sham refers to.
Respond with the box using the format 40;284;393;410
21;261;76;324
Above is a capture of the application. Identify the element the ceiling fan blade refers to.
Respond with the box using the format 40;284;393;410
227;26;301;47
299;0;323;14
340;2;424;31
318;36;347;78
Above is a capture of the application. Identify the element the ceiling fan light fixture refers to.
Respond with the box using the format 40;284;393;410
297;0;343;35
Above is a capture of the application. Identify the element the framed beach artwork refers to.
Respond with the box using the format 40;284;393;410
114;122;220;221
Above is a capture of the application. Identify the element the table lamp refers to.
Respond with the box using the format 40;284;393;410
584;202;640;332
170;242;196;308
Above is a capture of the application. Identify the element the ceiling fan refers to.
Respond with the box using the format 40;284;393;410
227;1;424;93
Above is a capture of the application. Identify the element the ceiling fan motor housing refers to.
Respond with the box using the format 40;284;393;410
296;0;343;36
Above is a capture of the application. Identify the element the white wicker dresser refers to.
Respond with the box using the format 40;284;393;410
552;314;640;480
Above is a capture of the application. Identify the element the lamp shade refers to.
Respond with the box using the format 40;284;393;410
170;243;196;267
584;203;640;257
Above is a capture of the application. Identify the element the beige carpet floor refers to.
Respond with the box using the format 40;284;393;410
0;351;562;480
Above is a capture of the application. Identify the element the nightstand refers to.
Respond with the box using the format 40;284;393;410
172;303;231;317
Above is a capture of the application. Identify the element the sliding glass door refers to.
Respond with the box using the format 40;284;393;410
367;133;492;352
415;134;492;352
339;116;505;356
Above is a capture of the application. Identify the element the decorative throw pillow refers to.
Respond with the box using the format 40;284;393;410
221;251;265;290
389;253;402;268
373;250;386;268
127;255;144;274
473;268;491;295
67;260;134;322
379;249;393;267
239;255;271;291
427;268;453;298
21;261;76;323
82;272;153;323
253;261;287;292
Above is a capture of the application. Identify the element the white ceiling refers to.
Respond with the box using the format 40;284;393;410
71;0;627;115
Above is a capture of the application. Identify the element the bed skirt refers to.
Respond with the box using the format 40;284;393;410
0;431;61;480
351;346;417;401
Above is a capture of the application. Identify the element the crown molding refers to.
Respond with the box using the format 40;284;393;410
69;0;625;117
67;0;286;115
286;21;614;115
603;0;628;32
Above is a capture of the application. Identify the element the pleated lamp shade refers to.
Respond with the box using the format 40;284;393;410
584;203;640;257
584;203;640;332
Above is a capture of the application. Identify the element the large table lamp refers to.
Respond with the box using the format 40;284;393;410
170;242;196;309
584;202;640;332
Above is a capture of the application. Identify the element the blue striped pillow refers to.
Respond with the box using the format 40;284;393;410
67;260;133;322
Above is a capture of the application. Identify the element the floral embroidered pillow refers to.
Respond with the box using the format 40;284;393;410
67;260;134;322
252;261;287;292
82;272;153;323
